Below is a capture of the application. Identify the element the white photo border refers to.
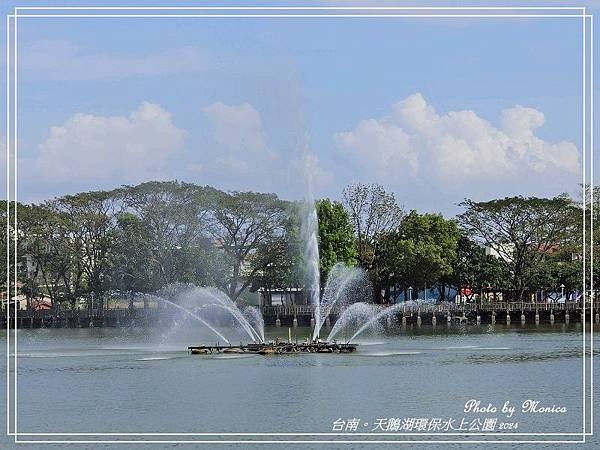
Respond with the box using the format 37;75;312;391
4;5;595;445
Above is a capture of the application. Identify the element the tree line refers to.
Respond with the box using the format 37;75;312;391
0;180;594;311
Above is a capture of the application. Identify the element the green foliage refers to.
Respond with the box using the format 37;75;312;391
249;202;309;302
316;199;357;281
372;211;460;302
4;181;589;309
207;190;289;301
53;191;118;308
449;235;510;302
458;195;579;300
19;202;87;309
112;212;157;296
529;247;582;295
10;182;295;308
120;181;221;288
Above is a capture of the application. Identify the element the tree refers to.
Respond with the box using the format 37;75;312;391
120;181;221;289
52;191;119;310
19;203;85;310
112;212;157;309
372;212;459;303
448;235;510;303
458;196;579;301
370;230;407;303
342;183;404;271
248;203;306;305
4;202;49;310
531;255;581;300
316;199;357;281
207;191;289;302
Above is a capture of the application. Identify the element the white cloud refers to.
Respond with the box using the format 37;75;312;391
22;40;218;80
35;102;185;183
202;102;268;154
334;93;579;185
500;105;579;173
334;118;418;178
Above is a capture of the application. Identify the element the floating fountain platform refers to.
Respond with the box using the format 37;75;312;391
188;340;358;355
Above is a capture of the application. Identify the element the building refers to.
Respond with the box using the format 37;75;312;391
257;287;306;307
484;243;515;262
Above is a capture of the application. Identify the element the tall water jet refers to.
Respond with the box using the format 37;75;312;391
313;263;370;340
300;153;321;338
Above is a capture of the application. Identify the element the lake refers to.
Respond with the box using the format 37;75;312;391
1;323;598;448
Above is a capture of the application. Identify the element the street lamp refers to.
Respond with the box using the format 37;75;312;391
407;286;413;302
560;284;565;302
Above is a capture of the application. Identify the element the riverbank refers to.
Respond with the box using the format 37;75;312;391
2;301;598;329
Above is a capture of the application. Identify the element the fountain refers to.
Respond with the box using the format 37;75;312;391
152;222;394;354
158;154;392;354
347;302;420;342
326;302;379;342
313;263;371;340
152;285;356;355
186;152;375;352
150;284;264;345
160;260;405;354
164;263;372;355
300;159;321;339
145;293;231;344
242;306;265;344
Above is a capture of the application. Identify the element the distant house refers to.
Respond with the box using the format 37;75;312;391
31;297;52;310
484;243;515;262
485;242;566;261
3;294;53;311
534;243;561;255
258;287;306;307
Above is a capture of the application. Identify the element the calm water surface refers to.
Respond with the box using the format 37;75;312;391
1;323;598;449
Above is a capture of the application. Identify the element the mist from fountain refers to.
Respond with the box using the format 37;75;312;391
188;287;263;343
348;302;410;342
243;306;265;343
147;294;231;344
313;263;370;340
326;302;379;342
151;284;264;344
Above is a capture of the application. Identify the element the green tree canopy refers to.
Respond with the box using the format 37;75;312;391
207;191;290;301
448;235;510;303
317;199;357;281
458;196;579;300
372;211;460;302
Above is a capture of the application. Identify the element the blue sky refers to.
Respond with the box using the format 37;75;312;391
2;3;595;215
